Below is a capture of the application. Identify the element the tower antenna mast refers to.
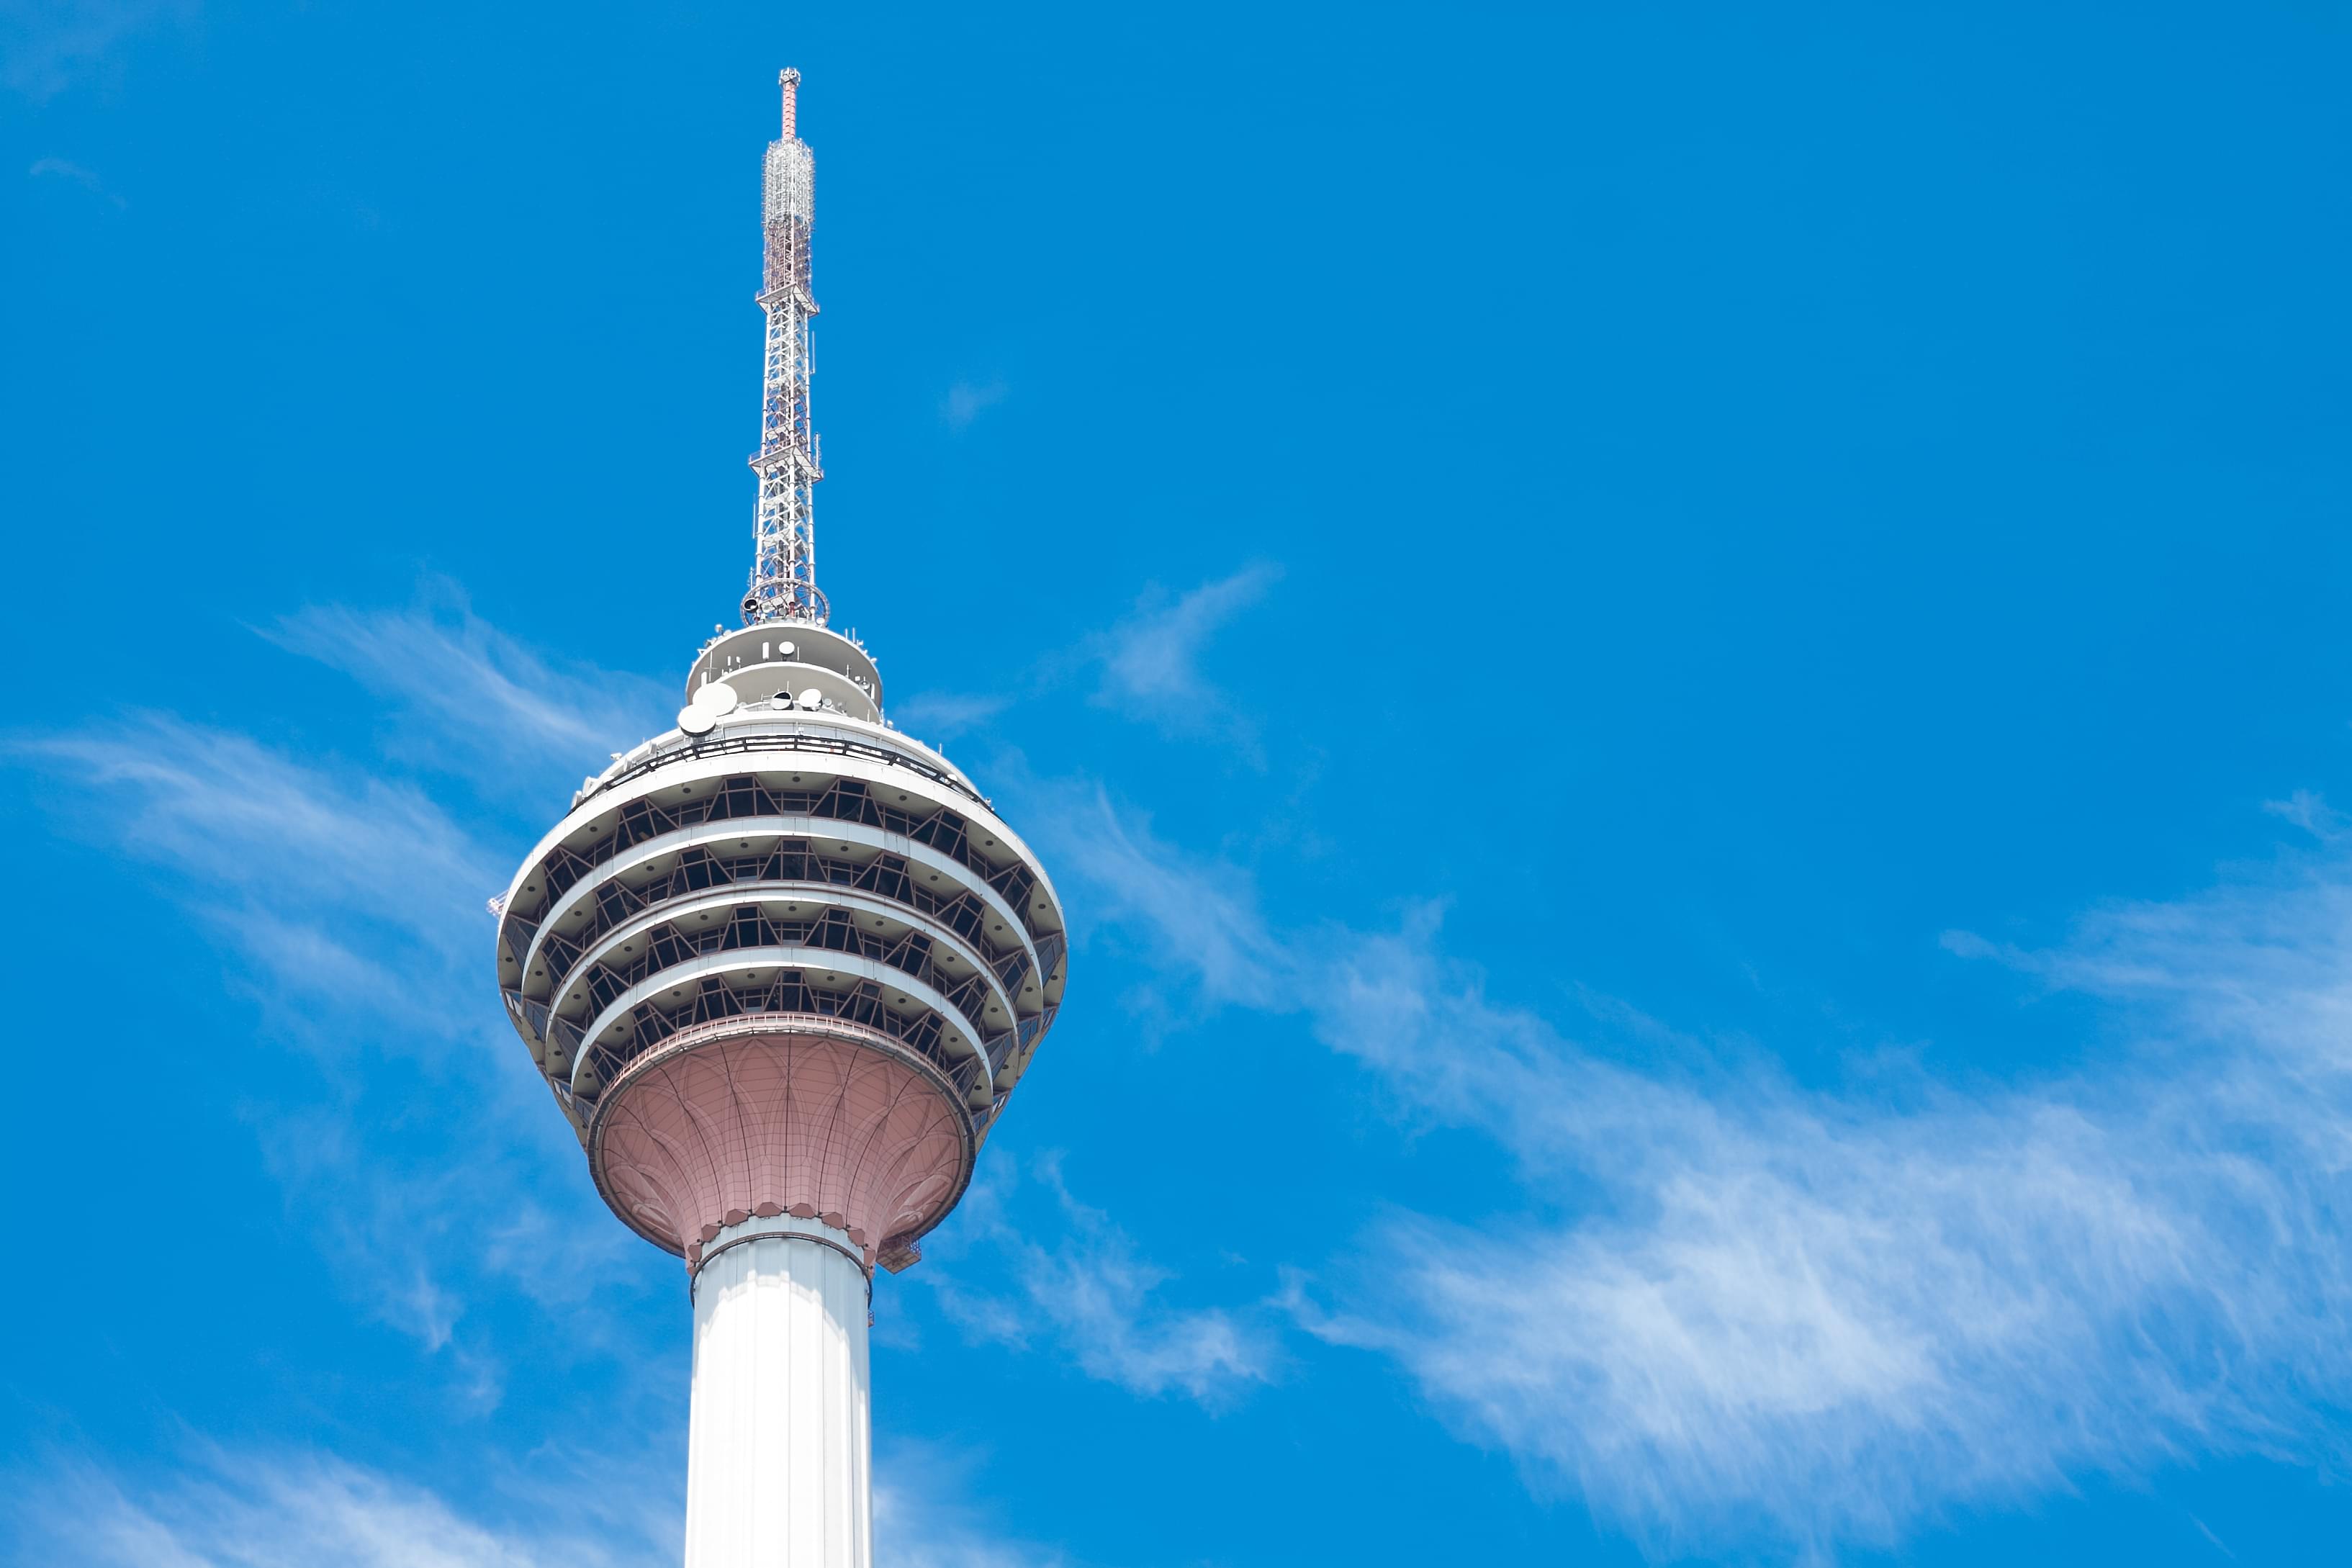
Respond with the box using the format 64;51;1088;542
744;67;826;626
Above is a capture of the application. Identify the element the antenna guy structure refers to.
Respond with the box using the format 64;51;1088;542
746;69;826;627
492;70;1069;1568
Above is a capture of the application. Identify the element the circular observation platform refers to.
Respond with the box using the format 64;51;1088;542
493;625;1067;1274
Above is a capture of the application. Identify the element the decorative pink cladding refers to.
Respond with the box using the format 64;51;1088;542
590;1021;973;1274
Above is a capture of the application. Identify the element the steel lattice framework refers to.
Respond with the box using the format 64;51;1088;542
744;68;828;627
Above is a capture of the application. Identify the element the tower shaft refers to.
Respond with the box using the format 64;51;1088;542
685;1217;872;1568
746;68;827;627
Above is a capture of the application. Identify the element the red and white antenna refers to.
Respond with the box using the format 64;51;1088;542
743;66;826;626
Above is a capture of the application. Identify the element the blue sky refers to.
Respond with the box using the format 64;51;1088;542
4;2;2350;1563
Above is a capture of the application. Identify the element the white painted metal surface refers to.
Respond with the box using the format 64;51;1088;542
685;1215;873;1568
746;68;826;627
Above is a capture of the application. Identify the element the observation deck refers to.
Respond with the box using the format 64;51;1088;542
493;623;1068;1274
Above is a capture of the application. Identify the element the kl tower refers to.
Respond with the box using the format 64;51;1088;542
492;69;1068;1567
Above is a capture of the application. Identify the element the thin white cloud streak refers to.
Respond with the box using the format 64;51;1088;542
266;594;672;798
9;1448;670;1568
478;1194;641;1312
941;379;1010;430
1034;784;1295;1014
875;1445;1070;1568
1049;781;2352;1555
10;618;652;1360
1090;564;1281;749
23;715;496;960
2262;787;2343;838
249;1105;501;1355
29;155;125;205
6;1440;1054;1568
1;0;195;100
891;690;1011;744
19;715;509;1076
14;714;537;1351
931;1155;1274;1406
883;564;1284;760
14;1448;682;1568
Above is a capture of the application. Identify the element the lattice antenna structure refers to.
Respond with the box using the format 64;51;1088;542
743;67;828;627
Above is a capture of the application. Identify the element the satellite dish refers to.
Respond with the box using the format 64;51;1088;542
677;705;716;735
693;680;739;714
797;688;824;708
777;641;798;660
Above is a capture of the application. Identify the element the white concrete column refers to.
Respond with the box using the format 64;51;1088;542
683;1215;872;1568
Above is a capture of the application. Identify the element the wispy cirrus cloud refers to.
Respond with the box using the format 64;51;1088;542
940;378;1010;431
1090;564;1281;751
1047;778;2352;1555
2262;786;2344;839
19;714;494;977
13;713;538;1352
894;562;1283;760
1024;780;1294;1015
876;1444;1071;1568
265;590;671;799
6;1446;671;1568
7;1438;1058;1568
889;690;1012;745
931;1155;1274;1406
2;0;196;102
9;601;662;1364
29;156;125;206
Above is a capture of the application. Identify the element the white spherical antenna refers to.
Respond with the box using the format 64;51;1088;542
777;640;798;660
797;688;824;709
693;680;740;715
677;705;716;735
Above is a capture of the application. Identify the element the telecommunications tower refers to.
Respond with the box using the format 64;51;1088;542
493;70;1068;1567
